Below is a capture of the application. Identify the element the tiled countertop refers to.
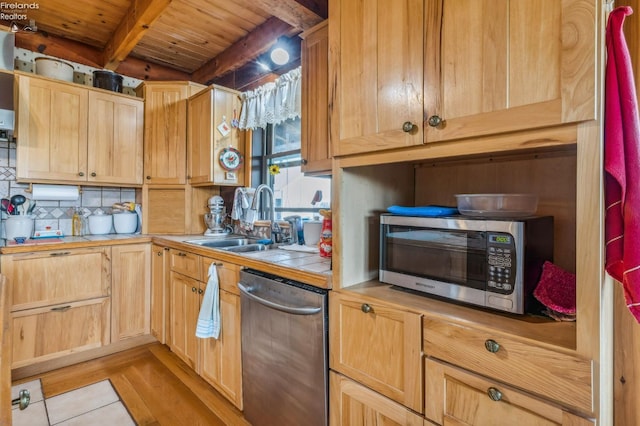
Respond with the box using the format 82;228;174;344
0;233;333;289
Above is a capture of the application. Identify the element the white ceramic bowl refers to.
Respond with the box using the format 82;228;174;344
113;211;137;234
88;213;113;235
35;58;74;82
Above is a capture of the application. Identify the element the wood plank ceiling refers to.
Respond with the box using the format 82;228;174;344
0;0;327;90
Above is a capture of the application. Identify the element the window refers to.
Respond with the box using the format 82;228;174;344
252;116;331;221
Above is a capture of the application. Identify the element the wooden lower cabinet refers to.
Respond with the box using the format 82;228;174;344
329;291;423;412
169;270;201;369
330;371;423;426
11;298;110;369
151;245;169;343
168;254;243;409
424;359;595;426
111;244;151;342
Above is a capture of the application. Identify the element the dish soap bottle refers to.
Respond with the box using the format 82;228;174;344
72;207;84;236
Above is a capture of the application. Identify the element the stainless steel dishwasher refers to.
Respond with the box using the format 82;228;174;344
238;268;328;426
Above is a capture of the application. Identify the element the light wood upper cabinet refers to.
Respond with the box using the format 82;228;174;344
16;74;88;182
87;90;144;185
329;0;596;156
301;21;332;175
187;85;246;187
329;0;424;156
329;291;423;412
111;244;151;342
423;0;596;143
16;73;144;186
139;82;206;185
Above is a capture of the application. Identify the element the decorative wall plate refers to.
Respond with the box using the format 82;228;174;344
219;147;243;171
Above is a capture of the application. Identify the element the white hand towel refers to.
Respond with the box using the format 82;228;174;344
195;263;220;339
231;187;244;220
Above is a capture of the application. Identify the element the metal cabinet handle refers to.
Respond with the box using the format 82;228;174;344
78;172;85;177
427;115;443;127
198;288;204;295
146;175;151;180
91;172;97;177
177;252;187;257
51;305;72;312
301;158;308;165
487;387;503;401
484;339;500;353
191;287;197;293
157;251;162;256
361;303;372;313
12;389;30;410
49;251;71;257
402;121;415;133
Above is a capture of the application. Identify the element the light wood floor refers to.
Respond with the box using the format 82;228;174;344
12;343;250;426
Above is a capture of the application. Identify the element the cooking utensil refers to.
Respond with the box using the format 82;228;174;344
0;198;10;213
10;194;26;215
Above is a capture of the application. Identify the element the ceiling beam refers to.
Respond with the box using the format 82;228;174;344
14;31;104;68
102;0;172;71
191;16;296;85
248;0;324;30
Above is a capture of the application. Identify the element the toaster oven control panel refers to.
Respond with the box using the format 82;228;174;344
487;233;515;294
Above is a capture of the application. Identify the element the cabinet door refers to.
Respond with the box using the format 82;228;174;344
169;271;200;369
330;371;423;426
111;244;151;342
16;74;88;182
329;292;423;412
329;0;424;156
199;288;243;409
11;297;110;369
187;86;245;186
301;21;331;174
2;247;110;312
424;359;595;426
151;245;169;343
142;83;189;184
87;91;144;185
424;0;596;143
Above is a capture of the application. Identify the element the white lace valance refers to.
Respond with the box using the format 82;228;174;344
238;67;302;130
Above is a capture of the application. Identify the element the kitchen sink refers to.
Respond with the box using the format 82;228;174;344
184;237;256;248
220;243;269;253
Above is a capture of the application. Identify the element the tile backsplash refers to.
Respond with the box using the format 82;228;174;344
0;140;137;238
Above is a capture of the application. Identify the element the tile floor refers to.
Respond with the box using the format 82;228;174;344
11;379;135;426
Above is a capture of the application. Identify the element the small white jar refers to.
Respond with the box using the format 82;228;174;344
88;212;113;235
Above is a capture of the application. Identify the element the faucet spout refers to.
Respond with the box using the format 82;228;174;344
252;184;276;222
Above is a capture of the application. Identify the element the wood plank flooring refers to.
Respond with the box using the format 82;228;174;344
12;342;250;426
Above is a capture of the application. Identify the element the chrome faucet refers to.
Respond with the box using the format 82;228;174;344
251;184;276;222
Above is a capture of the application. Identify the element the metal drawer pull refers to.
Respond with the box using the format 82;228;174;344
361;303;372;314
484;339;500;353
12;389;30;410
198;288;204;294
402;121;415;133
51;305;71;312
487;387;503;401
191;287;197;293
49;251;71;256
177;252;187;257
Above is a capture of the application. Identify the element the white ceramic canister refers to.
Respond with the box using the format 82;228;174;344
303;220;322;247
113;211;138;234
88;212;113;235
5;216;34;240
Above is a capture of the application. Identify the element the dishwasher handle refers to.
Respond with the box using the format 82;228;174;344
238;283;322;315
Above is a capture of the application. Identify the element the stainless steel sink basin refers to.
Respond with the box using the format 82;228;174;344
220;243;268;253
184;237;255;248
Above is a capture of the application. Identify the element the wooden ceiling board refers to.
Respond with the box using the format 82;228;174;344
24;0;130;48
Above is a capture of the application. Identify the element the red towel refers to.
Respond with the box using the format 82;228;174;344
605;6;640;322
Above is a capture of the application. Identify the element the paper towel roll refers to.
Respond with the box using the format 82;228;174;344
31;184;80;201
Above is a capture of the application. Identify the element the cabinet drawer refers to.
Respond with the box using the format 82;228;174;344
169;249;200;279
423;317;592;413
3;247;111;311
329;292;423;412
425;358;595;425
11;297;111;368
200;257;240;295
